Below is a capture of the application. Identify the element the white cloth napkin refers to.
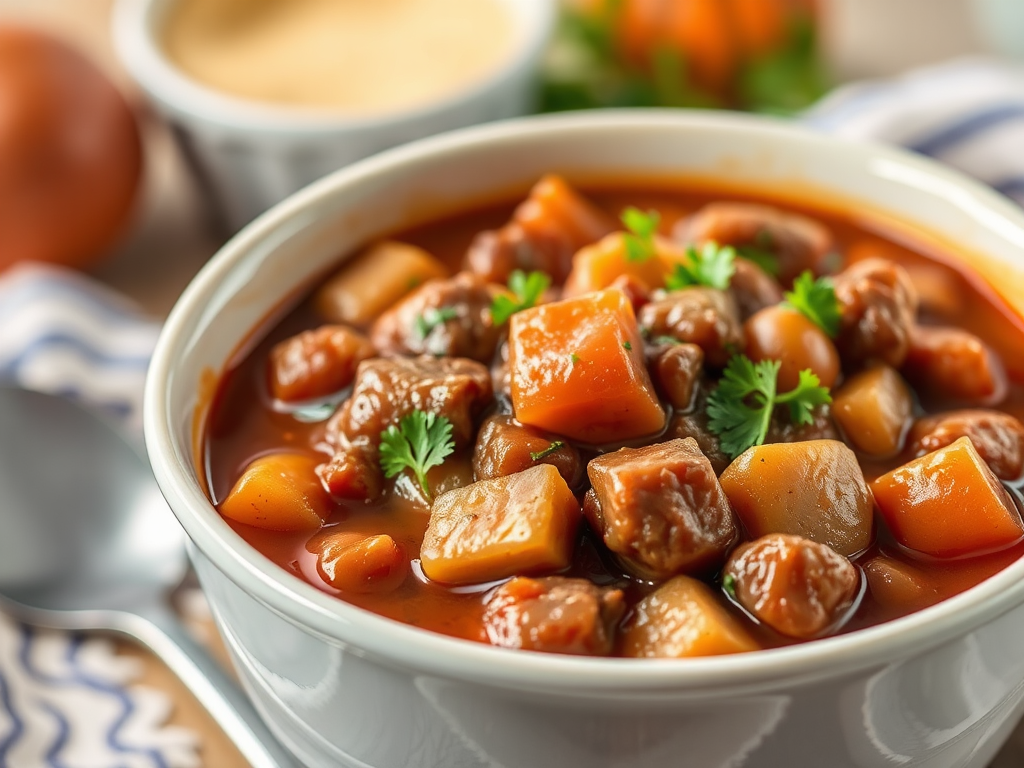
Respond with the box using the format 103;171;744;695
0;263;197;768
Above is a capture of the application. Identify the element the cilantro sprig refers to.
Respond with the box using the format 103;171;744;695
379;410;455;500
415;306;458;339
706;355;832;459
621;207;660;263
784;271;840;338
665;242;736;291
491;270;551;326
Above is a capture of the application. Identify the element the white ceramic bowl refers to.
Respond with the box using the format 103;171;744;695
145;111;1024;768
111;0;555;230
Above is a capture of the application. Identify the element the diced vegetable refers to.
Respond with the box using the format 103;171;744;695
718;439;873;556
508;288;665;443
723;534;860;638
314;241;448;327
269;325;375;402
562;231;686;297
743;305;840;391
420;464;582;585
311;532;407;594
621;576;759;658
219;453;331;532
832;365;913;457
585;438;737;579
871;436;1023;558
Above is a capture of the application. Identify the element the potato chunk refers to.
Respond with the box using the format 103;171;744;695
584;438;737;579
871;437;1023;558
509;288;665;443
621;576;759;658
832;365;913;457
718;440;873;556
421;464;582;585
724;534;860;639
219;453;331;532
314;241;448;327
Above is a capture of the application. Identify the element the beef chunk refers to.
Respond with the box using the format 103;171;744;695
268;325;375;402
328;355;492;448
323;356;492;499
472;414;581;486
833;258;918;368
465;175;615;284
724;533;860;639
677;202;833;285
370;271;502;363
765;405;840;444
637;288;743;367
729;257;784;320
483;576;625;656
909;409;1024;480
654;342;704;411
903;325;1008;405
584;438;738;580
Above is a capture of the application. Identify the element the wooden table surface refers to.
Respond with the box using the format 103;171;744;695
2;2;1023;767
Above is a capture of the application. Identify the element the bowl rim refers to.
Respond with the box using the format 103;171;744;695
145;109;1024;696
110;0;555;134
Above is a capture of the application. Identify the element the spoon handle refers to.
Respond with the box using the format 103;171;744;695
126;604;299;768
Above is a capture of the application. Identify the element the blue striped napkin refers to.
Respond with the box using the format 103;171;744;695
0;264;195;768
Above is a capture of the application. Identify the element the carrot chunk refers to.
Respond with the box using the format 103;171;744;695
871;436;1023;558
219;453;331;532
420;464;582;585
508;288;666;443
562;232;685;297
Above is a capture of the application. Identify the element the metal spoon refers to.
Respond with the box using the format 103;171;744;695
0;386;297;768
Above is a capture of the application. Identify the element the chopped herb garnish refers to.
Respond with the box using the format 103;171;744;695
736;245;780;276
415;306;458;340
530;441;565;462
491;270;551;325
570;353;581;365
379;410;455;499
665;241;736;291
652;335;680;346
621;207;660;263
622;340;633;351
722;573;737;599
706;354;832;459
784;270;841;338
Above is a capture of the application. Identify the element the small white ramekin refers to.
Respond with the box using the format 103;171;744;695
112;0;555;230
146;110;1024;768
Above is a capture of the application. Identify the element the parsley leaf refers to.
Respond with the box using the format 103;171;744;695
530;441;564;461
706;354;832;459
665;242;736;291
379;410;455;499
415;306;459;340
722;573;737;599
621;207;660;262
490;270;551;325
784;271;841;338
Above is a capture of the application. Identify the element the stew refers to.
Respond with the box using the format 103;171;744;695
204;176;1024;657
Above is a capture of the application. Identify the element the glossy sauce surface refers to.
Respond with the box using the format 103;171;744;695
205;183;1024;651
